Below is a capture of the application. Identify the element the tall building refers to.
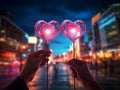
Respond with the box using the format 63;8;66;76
91;3;120;60
98;3;120;49
80;35;90;59
0;15;28;62
88;29;93;49
91;12;101;51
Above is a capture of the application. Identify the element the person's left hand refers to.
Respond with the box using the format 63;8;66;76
19;50;51;83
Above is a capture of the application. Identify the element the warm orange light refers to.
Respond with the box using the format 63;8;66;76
92;12;101;25
97;51;112;59
21;45;26;49
0;38;6;42
2;52;15;59
89;52;92;56
104;52;112;58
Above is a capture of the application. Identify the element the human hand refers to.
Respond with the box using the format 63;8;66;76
68;59;87;80
68;59;103;90
19;50;51;83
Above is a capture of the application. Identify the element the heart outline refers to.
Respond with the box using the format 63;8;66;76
34;20;60;44
60;19;86;42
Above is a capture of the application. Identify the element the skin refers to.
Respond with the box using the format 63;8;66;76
68;59;103;90
19;50;51;83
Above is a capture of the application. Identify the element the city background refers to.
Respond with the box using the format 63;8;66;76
0;1;120;90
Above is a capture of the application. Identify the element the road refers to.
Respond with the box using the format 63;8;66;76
0;63;120;90
28;63;85;90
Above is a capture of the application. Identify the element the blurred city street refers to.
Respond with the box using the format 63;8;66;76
0;62;120;90
1;0;120;90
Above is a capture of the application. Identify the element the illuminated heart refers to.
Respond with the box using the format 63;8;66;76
34;20;60;44
60;20;86;42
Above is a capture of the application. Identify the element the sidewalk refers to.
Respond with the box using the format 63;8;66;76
91;68;120;90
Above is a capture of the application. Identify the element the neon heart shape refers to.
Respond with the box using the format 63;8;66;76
60;20;86;42
34;20;60;44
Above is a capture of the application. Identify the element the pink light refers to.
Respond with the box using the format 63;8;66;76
41;24;55;36
45;29;51;34
11;60;20;65
70;28;76;34
14;60;19;64
67;24;80;35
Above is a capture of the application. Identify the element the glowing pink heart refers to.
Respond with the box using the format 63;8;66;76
34;20;60;44
60;20;86;42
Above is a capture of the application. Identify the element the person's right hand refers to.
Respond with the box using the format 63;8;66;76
19;50;51;83
68;59;103;90
68;59;88;80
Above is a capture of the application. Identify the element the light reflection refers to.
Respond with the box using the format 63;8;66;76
45;29;51;34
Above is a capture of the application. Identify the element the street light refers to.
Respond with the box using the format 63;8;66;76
19;44;27;71
28;36;37;51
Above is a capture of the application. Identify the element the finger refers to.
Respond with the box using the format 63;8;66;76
31;50;51;57
68;59;77;65
70;67;78;78
40;59;49;66
30;53;49;60
69;62;77;71
68;59;85;69
36;56;49;66
68;61;80;74
39;59;49;66
34;50;49;54
40;50;51;55
68;59;80;63
68;60;76;67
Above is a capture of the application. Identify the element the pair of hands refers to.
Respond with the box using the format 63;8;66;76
19;50;78;83
19;50;103;90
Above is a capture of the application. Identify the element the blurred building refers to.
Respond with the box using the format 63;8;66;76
74;39;80;58
0;14;28;62
92;12;101;51
91;3;120;60
98;3;120;49
88;29;93;50
80;35;90;59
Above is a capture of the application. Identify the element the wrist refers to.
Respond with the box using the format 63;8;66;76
19;70;29;83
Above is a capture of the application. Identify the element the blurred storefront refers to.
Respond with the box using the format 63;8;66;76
0;14;28;67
